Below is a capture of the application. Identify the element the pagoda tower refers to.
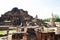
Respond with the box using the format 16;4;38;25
35;15;38;19
50;12;56;27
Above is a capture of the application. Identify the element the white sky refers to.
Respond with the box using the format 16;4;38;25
0;0;60;19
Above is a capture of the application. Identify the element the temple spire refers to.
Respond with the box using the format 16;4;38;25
52;12;54;18
35;15;38;19
50;12;56;27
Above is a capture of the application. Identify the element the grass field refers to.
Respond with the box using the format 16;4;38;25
0;30;16;35
0;31;6;35
9;30;16;33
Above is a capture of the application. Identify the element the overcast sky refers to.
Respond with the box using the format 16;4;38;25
0;0;60;19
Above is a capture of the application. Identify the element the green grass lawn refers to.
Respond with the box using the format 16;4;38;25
9;30;16;33
0;31;6;35
0;30;16;35
10;30;16;32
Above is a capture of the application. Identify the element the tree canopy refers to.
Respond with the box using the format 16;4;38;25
43;14;60;22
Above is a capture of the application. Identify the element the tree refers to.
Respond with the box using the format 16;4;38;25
43;18;50;22
43;14;60;22
54;14;60;22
